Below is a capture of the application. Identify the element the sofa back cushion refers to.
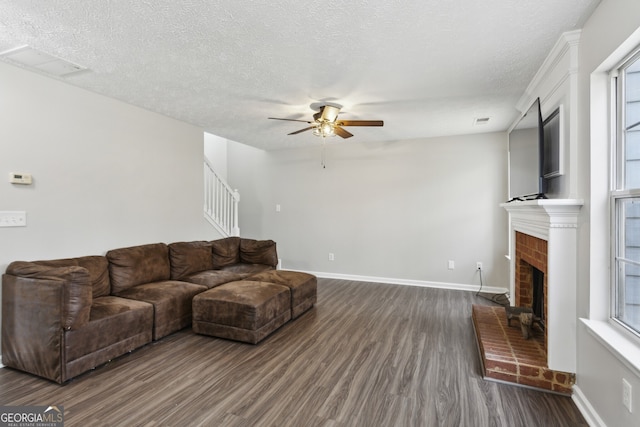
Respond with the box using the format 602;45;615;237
29;256;110;298
168;241;214;280
107;243;171;293
74;256;111;297
211;237;241;269
240;239;278;267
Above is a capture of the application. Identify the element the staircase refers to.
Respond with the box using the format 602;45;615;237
204;159;240;237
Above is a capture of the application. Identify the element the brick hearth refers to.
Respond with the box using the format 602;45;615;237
472;304;574;394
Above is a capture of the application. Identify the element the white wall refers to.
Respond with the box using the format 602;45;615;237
204;132;228;180
228;133;509;290
575;0;640;426
0;61;221;275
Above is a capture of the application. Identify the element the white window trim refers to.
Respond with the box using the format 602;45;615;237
610;48;640;339
581;26;640;376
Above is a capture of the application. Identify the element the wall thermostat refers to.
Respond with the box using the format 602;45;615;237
9;172;33;185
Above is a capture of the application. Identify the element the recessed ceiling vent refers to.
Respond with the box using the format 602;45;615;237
0;45;87;77
474;117;491;125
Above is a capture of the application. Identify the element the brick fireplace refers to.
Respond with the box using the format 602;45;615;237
472;199;583;393
501;199;582;373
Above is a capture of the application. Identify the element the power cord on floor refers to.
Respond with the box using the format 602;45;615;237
475;266;510;306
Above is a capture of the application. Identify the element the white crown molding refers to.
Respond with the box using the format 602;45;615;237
516;30;581;113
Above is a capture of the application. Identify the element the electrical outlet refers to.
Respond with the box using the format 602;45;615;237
476;262;483;270
328;253;335;261
623;378;633;413
448;260;455;270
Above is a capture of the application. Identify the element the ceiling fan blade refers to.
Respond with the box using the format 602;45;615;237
269;117;313;123
333;126;353;139
336;120;384;127
288;126;316;135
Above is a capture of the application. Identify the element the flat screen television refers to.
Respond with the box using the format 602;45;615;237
542;106;562;178
507;98;546;201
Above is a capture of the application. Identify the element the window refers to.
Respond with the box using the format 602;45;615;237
612;48;640;336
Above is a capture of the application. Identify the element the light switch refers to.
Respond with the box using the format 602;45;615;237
0;211;27;227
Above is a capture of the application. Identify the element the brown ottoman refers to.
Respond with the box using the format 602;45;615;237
192;280;291;344
248;270;317;319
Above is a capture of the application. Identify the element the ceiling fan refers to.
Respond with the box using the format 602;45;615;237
268;103;383;139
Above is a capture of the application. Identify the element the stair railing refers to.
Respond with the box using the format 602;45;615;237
204;159;240;237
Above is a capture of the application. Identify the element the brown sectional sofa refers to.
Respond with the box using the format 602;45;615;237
1;237;316;383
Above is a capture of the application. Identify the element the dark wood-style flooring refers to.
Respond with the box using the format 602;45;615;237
0;279;586;426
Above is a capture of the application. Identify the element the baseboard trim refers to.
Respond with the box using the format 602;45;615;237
300;270;509;295
572;385;606;427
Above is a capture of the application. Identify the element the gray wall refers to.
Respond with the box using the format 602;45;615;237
0;61;221;274
228;132;509;290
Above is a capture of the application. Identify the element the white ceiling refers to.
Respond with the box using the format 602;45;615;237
0;0;600;150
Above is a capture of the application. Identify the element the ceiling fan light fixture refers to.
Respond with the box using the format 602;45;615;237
321;122;335;137
312;121;335;137
269;103;383;140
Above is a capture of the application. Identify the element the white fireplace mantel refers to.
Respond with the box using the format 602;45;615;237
501;198;584;373
500;199;584;241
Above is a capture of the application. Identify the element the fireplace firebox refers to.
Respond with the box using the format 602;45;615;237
532;266;545;326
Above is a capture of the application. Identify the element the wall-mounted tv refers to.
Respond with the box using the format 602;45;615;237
507;98;546;201
542;106;562;178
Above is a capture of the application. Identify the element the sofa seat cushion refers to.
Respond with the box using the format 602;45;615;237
114;281;207;340
192;281;291;344
247;270;317;319
218;263;274;277
182;270;244;289
65;296;153;363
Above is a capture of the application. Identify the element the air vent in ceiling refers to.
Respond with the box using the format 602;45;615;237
0;45;87;77
473;117;491;125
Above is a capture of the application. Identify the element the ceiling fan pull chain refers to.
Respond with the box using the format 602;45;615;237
321;136;326;168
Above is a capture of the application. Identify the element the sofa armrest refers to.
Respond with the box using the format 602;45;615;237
2;266;91;383
4;262;92;330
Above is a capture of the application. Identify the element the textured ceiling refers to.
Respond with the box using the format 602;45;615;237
0;0;600;150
